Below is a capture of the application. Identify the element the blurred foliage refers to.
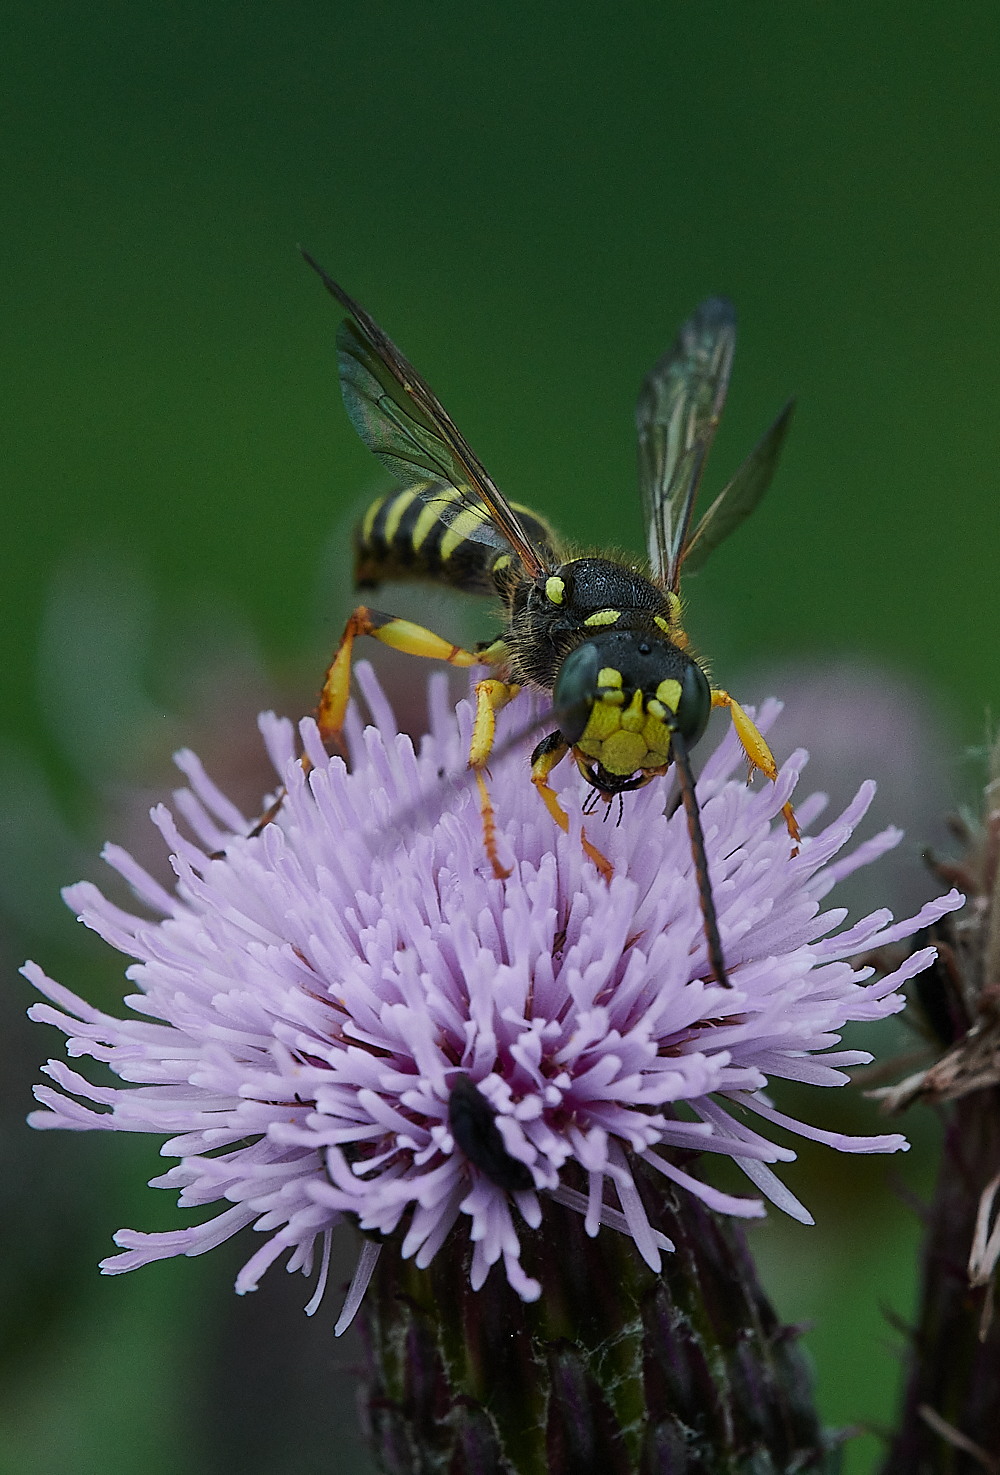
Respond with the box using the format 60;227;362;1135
3;2;998;1471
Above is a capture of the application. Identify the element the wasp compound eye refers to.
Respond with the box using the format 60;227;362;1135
675;661;711;745
551;641;601;745
448;1076;534;1193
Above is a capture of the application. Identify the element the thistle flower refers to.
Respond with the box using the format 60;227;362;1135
24;664;962;1340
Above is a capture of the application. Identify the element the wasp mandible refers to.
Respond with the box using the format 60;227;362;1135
303;252;798;989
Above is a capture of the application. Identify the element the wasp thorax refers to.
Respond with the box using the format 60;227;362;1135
553;631;710;780
556;557;666;613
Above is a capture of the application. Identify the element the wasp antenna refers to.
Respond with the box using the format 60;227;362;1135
671;731;731;989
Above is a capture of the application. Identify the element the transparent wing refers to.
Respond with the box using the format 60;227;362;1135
337;318;459;488
636;297;736;592
681;399;795;575
303;250;549;578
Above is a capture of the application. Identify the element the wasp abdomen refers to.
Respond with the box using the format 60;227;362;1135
354;480;557;597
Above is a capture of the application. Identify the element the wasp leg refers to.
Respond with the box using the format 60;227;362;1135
246;783;300;841
711;689;800;854
318;605;482;750
469;678;523;880
253;609;486;852
529;734;613;883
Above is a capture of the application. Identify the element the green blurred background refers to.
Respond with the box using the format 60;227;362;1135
2;4;998;1471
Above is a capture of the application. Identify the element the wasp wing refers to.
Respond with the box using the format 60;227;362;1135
337;318;470;492
681;399;795;575
636;297;737;592
303;251;549;578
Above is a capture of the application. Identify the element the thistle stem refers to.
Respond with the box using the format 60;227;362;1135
358;1165;838;1475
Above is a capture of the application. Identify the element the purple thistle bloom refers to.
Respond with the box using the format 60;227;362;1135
24;665;962;1333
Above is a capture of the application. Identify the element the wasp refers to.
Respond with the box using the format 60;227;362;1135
302;252;797;989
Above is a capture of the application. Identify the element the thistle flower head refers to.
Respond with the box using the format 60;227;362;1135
24;665;962;1330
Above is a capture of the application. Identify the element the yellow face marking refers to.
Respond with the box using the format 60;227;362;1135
600;729;648;775
361;495;387;543
642;710;672;759
597;667;622;688
646;698;667;721
579;698;622;746
545;576;566;605
584;608;620;628
620;689;646;734
383;488;418;543
575;688;672;774
411;487;464;551
439;505;491;562
655;678;682;712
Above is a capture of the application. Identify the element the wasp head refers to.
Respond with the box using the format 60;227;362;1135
552;630;710;792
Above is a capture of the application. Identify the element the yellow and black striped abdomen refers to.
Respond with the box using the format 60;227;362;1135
354;480;559;596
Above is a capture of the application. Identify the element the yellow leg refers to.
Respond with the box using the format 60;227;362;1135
249;610;485;837
473;770;510;880
470;679;521;768
317;605;482;750
530;737;613;883
711;689;800;852
470;679;521;879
